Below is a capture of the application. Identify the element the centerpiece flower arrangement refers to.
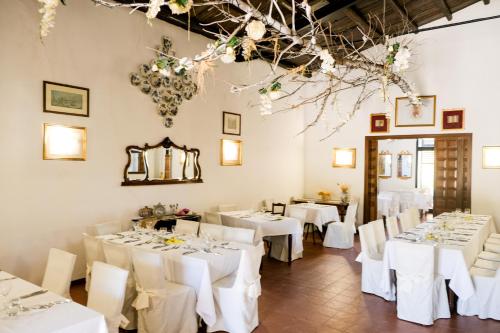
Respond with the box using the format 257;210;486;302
338;183;350;203
317;190;331;201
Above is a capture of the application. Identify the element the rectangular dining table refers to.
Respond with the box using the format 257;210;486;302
0;271;108;333
218;211;303;265
96;230;244;326
287;203;340;232
381;213;497;302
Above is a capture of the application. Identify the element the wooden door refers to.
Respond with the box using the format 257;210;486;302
433;134;472;215
363;138;379;222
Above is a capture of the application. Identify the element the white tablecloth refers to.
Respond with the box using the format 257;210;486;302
219;211;304;261
97;231;242;326
286;203;340;232
0;272;108;333
381;213;497;300
377;190;433;218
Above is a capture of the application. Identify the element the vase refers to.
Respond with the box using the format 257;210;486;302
341;193;349;204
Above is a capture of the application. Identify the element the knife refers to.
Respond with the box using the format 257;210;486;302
19;289;48;299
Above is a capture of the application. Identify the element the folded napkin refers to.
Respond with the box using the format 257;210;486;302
165;237;185;245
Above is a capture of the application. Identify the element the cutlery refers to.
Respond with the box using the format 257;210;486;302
123;239;141;243
134;240;152;246
18;289;48;299
152;245;168;249
161;246;179;252
182;250;197;255
0;277;16;282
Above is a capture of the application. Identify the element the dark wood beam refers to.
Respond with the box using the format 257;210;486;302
432;0;452;21
387;0;418;31
483;0;490;4
343;7;381;38
294;0;357;30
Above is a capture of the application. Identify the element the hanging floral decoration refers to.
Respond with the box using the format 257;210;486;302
38;0;65;39
129;36;198;128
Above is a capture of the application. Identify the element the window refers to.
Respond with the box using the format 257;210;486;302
416;139;435;194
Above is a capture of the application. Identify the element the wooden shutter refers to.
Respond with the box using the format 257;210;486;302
433;134;472;215
364;138;379;222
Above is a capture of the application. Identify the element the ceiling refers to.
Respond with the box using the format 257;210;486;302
115;0;490;68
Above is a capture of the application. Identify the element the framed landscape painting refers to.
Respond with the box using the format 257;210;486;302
442;108;464;130
43;81;89;117
395;95;436;127
222;111;241;135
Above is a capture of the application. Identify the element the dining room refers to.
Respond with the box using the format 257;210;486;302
1;1;500;333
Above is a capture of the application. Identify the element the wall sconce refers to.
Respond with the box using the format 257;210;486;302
43;123;87;160
482;146;500;169
220;139;242;166
332;148;356;168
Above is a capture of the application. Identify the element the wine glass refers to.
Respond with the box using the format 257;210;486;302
464;208;471;215
171;225;176;234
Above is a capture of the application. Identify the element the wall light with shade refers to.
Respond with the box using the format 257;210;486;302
482;146;500;169
220;139;242;166
43;123;87;161
332;148;356;168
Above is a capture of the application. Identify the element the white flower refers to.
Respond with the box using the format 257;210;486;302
38;0;60;38
151;64;159;72
146;0;164;21
159;68;170;77
220;47;236;64
259;94;273;115
168;0;193;15
174;57;194;73
268;90;282;100
245;20;266;41
393;46;411;72
387;45;394;53
319;49;335;74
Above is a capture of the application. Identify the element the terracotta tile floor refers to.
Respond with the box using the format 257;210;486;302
71;236;500;333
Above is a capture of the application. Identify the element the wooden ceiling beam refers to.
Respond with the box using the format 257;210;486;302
343;7;381;38
387;0;418;31
483;0;490;4
432;0;453;21
294;0;357;31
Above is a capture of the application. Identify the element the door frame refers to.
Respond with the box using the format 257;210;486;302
363;133;472;223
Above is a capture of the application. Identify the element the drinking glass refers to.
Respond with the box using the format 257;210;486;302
171;225;176;234
464;208;471;215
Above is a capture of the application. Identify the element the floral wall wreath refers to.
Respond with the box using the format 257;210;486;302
129;36;198;128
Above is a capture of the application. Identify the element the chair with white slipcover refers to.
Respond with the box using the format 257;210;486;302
323;201;358;249
394;242;450;325
356;223;395;301
200;223;225;241
131;249;197;333
83;233;105;291
41;248;76;299
485;242;500;254
208;245;263;333
490;233;500;239
458;265;500;320
370;219;387;253
478;251;500;262
486;236;500;245
386;216;399;239
87;261;129;333
90;221;123;236
223;226;255;245
408;207;420;227
217;204;238;212
399;211;413;232
175;219;200;235
102;242;137;330
204;212;222;225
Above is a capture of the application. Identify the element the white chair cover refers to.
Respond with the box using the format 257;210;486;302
87;261;129;333
486;237;500;245
92;221;122;236
478;251;500;262
474;258;500;271
131;249;197;333
217;204;238;212
83;233;105;291
394;242;450;325
102;242;137;330
176;219;200;235
323;202;358;249
386;216;399;239
370;219;386;253
485;242;500;254
399;211;413;232
204;212;222;225
408;207;420;227
223;226;255;245
200;223;225;241
457;267;500;320
356;223;395;301
208;245;263;333
41;248;76;299
490;233;500;239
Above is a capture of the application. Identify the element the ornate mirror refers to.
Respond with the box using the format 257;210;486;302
378;151;392;178
397;151;412;179
122;137;202;186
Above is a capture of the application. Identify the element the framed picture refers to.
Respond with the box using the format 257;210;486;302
220;139;242;166
482;146;500;169
43;123;87;161
442;108;464;130
332;148;356;168
222;111;241;135
43;81;89;117
370;113;389;133
395;95;436;127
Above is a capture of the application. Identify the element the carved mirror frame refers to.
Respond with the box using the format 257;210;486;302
122;137;202;186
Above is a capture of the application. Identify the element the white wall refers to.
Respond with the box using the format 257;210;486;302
0;0;304;282
304;1;500;230
378;139;417;191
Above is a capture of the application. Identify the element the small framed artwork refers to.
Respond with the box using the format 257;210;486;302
395;95;436;127
370;113;389;133
43;123;87;161
442;108;464;130
222;111;241;135
43;81;89;117
482;146;500;169
332;148;356;168
220;139;242;166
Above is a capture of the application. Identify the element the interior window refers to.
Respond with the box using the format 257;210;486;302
416;139;435;195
